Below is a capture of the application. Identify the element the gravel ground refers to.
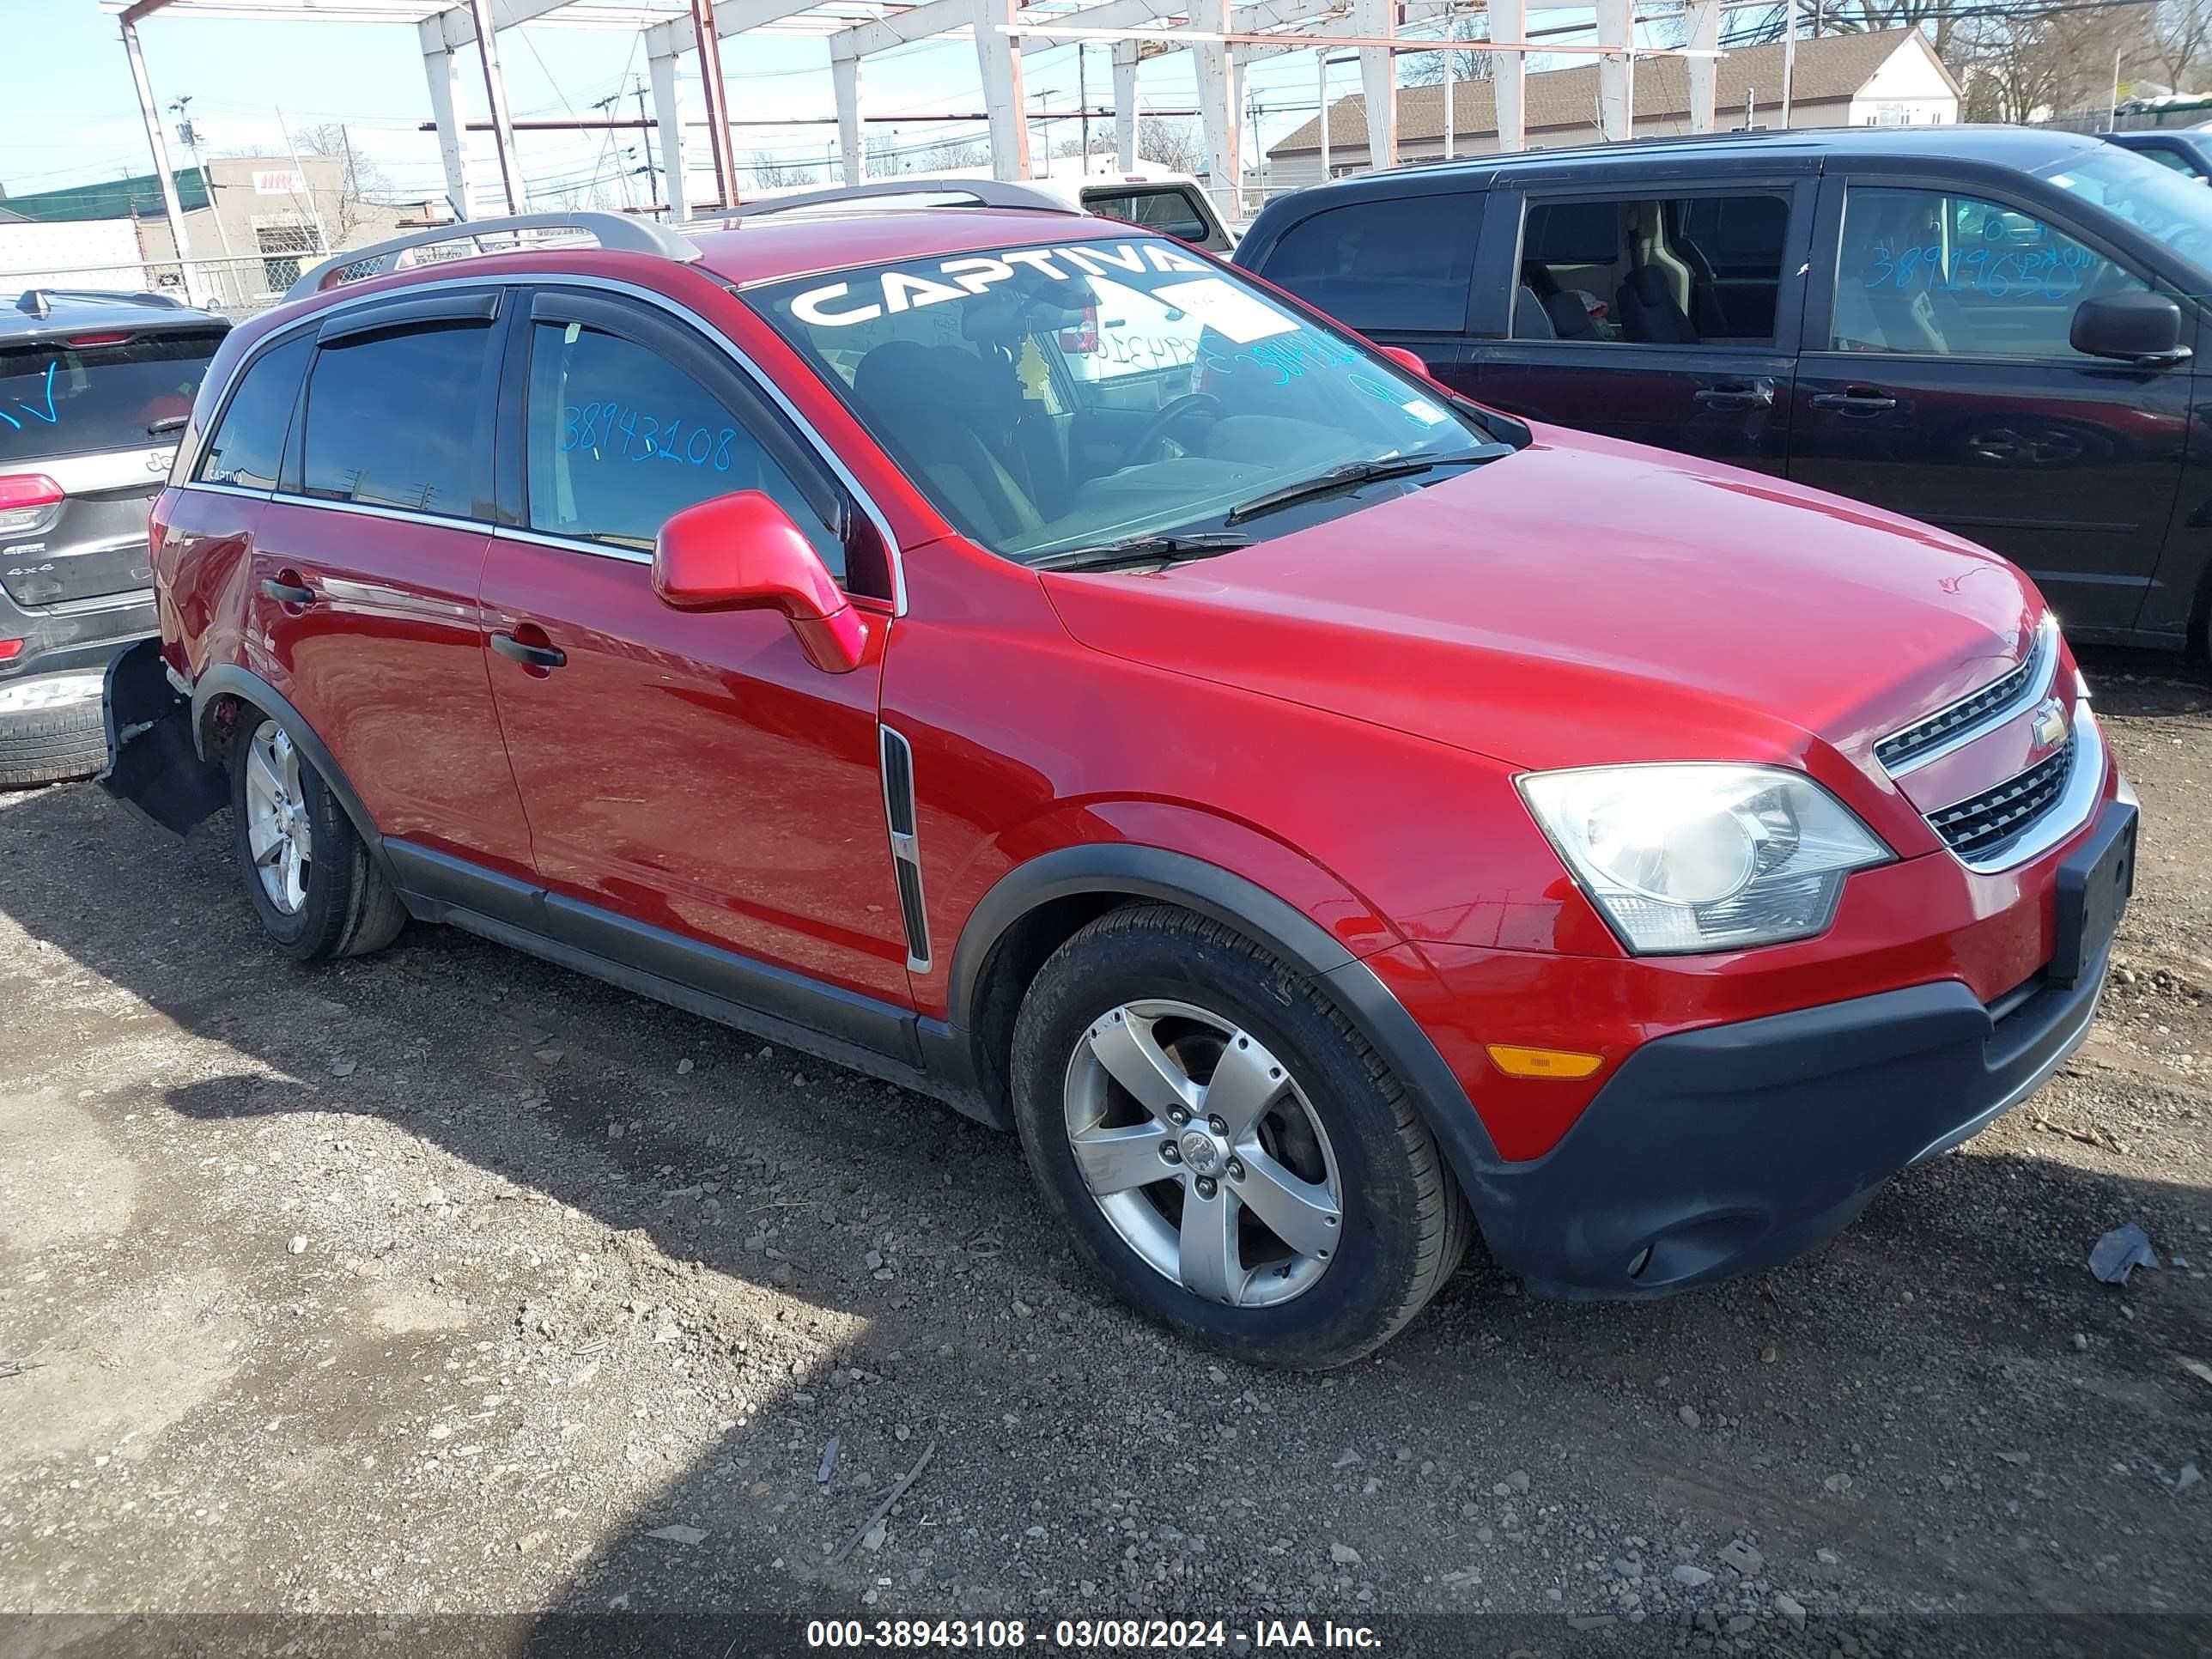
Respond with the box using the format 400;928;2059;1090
0;654;2207;1659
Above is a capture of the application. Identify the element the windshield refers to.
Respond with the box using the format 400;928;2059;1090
748;235;1502;562
0;329;222;463
2039;145;2212;285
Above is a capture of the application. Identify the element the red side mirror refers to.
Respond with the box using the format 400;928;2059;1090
1377;345;1430;379
653;490;866;674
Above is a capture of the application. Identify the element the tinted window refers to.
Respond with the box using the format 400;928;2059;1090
1517;191;1790;345
2137;145;2203;176
525;320;843;578
1085;185;1212;246
1524;201;1620;264
196;334;310;490
1831;185;2149;359
1261;195;1479;332
301;321;494;517
0;328;222;464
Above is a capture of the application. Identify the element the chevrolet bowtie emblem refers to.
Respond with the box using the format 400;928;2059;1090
2031;696;2069;748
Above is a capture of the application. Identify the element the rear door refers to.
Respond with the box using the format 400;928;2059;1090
249;288;536;880
0;325;224;611
1789;171;2190;636
1459;177;1814;476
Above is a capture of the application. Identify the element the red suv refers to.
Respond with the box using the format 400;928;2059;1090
105;185;2136;1369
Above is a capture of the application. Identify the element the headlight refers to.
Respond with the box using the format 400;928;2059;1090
1518;764;1891;955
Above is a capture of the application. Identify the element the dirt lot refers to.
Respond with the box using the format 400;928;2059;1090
0;655;2207;1659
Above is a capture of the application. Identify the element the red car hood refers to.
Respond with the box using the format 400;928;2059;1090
1040;424;2043;776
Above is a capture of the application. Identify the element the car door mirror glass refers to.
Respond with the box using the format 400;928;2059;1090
653;489;866;673
2069;292;2187;362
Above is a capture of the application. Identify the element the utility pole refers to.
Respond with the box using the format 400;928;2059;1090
632;77;659;204
1079;44;1090;167
167;94;235;261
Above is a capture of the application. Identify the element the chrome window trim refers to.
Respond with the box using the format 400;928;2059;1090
1878;615;2058;778
493;526;653;567
183;481;273;502
1941;699;2106;875
183;269;907;612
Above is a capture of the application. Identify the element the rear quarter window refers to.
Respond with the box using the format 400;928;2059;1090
1256;193;1480;333
0;328;224;464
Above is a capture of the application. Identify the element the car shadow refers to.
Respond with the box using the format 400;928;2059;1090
0;777;2208;1652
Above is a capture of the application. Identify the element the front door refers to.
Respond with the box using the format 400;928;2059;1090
1789;176;2191;638
479;287;912;1014
1455;183;1810;476
252;296;535;881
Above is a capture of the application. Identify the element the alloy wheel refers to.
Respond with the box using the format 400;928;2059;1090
1061;998;1343;1308
242;720;313;916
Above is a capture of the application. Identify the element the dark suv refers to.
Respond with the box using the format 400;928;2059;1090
1;289;227;785
1237;125;2212;655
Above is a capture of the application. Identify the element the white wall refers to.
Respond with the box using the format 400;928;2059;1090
0;219;148;296
1847;37;1960;126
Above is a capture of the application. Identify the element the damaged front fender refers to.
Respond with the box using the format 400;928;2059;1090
99;639;227;836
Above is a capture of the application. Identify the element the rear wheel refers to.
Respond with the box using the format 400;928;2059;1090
1011;905;1471;1369
229;715;405;961
0;675;107;789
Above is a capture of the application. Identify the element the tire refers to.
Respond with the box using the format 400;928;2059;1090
0;695;106;789
1011;904;1472;1369
228;713;406;962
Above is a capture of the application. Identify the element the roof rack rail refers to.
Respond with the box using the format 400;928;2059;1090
15;287;188;319
283;211;699;303
687;179;1081;226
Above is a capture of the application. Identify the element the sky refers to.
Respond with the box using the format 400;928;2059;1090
0;0;1455;215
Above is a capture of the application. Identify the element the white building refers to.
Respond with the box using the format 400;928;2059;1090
1265;28;1962;191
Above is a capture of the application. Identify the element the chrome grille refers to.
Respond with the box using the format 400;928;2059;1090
1875;622;2052;773
1926;732;2076;860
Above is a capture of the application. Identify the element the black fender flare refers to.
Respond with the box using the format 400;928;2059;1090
191;665;397;886
941;843;1509;1202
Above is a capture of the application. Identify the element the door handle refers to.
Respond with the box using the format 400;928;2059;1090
1694;378;1776;409
1810;388;1900;413
491;631;567;672
259;574;315;606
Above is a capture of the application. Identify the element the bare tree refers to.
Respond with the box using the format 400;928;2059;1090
1137;115;1205;173
292;123;393;244
915;137;991;171
1953;3;2147;120
1399;15;1497;87
2141;0;2212;90
750;151;820;189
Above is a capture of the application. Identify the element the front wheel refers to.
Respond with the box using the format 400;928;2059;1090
229;714;405;961
1011;905;1471;1369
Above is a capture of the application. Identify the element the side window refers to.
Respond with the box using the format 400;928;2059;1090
1085;186;1212;246
1516;192;1790;346
2138;147;2200;176
1261;194;1480;333
1830;185;2150;359
195;334;310;490
301;321;494;517
524;319;846;581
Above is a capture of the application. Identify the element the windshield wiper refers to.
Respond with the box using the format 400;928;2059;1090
1030;532;1253;573
1223;447;1513;526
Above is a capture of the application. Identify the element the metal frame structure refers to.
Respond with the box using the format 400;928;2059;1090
103;0;1744;267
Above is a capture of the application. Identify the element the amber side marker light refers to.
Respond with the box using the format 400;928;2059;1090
1486;1044;1605;1080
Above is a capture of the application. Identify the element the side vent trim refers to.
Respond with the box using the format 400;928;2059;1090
879;724;931;971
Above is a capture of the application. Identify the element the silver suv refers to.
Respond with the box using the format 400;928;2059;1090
1;289;227;787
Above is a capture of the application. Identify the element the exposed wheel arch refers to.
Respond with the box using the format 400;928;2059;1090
191;665;398;890
942;845;1508;1206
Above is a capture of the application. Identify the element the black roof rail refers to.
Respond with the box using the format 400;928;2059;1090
283;210;699;303
687;179;1082;225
